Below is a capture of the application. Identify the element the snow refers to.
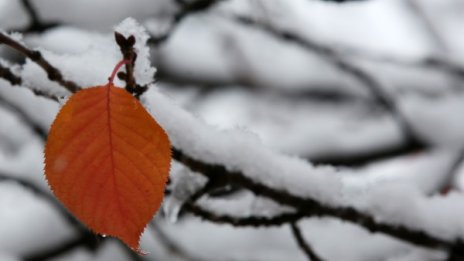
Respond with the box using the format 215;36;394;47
1;0;464;260
18;18;155;98
163;161;208;222
402;93;464;147
162;85;405;157
196;191;295;218
115;18;156;86
0;79;59;130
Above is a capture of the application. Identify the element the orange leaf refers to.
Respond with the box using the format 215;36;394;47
44;83;171;252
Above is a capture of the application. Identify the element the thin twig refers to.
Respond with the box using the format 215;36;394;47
0;32;80;93
21;0;41;29
114;33;137;92
181;178;306;227
184;202;305;227
290;222;325;261
0;63;59;101
114;32;149;98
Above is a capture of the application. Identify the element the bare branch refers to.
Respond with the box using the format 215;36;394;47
184;202;305;227
230;15;423;147
114;32;152;98
114;33;137;92
179;179;306;227
20;0;41;29
0;63;59;101
290;222;325;261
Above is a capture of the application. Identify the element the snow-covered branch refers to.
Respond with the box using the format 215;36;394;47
0;32;80;93
1;1;464;260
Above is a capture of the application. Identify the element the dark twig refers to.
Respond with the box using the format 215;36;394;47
114;33;136;92
114;32;148;98
290;222;325;261
308;140;423;167
447;242;464;261
422;58;464;80
185;202;305;227
0;32;80;93
181;176;306;227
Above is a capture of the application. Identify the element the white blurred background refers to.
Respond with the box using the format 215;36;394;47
1;0;464;260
